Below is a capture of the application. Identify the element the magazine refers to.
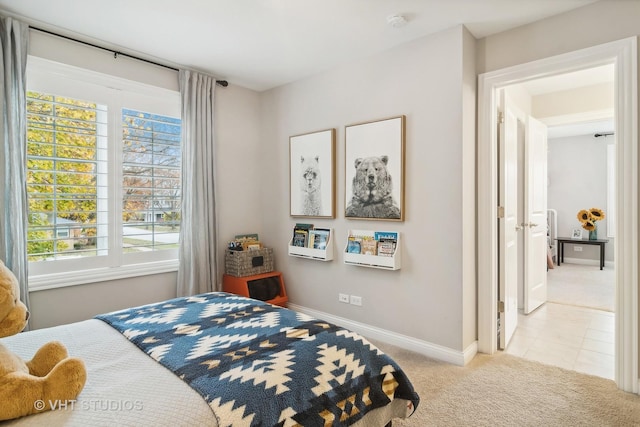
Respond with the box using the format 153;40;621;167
347;236;362;254
377;240;396;256
292;223;313;247
292;229;308;247
374;231;398;242
309;228;330;250
361;236;378;255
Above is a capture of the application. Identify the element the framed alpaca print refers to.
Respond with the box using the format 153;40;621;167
345;115;405;221
289;128;336;218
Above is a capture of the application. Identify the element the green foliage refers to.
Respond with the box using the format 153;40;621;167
26;213;68;260
26;92;182;258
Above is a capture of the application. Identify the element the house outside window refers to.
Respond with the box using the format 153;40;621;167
26;57;181;288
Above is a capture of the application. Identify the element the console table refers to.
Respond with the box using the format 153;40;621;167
554;237;609;270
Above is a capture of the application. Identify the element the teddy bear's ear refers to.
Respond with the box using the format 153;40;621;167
0;261;18;321
354;158;362;168
380;155;389;165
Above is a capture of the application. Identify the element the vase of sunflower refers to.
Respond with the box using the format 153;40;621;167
577;208;605;240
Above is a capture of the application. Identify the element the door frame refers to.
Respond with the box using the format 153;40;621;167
477;37;638;393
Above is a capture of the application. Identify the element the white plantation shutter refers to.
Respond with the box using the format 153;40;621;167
26;57;181;286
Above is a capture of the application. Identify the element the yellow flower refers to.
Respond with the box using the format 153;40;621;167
582;220;596;231
577;210;591;223
589;208;605;221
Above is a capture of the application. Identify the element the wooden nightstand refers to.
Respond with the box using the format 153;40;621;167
222;271;288;307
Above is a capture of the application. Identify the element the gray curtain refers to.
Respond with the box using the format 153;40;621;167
177;70;218;296
0;16;29;312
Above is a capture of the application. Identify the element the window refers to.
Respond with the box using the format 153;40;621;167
121;109;182;253
26;57;181;287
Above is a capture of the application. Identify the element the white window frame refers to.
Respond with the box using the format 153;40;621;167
27;57;181;290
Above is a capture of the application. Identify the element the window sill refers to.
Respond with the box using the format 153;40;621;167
28;260;179;292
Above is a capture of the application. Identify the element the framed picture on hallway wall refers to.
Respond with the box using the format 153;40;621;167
344;115;405;221
289;128;336;218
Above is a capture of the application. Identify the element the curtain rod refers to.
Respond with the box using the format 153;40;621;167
30;26;228;87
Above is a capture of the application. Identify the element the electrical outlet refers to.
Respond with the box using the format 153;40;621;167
574;246;583;252
350;295;362;306
339;293;350;303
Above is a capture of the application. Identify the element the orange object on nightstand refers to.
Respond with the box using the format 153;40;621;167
222;271;288;307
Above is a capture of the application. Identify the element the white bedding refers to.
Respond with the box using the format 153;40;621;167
0;318;411;426
0;319;216;427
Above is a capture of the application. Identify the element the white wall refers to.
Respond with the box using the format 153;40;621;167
476;1;640;75
30;30;178;91
259;25;476;354
547;133;612;262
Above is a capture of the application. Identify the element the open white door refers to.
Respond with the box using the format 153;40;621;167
524;116;548;314
498;92;519;350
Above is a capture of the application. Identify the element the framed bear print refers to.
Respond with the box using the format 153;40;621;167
345;116;405;221
289;128;336;218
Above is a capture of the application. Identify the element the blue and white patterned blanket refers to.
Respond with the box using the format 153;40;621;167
96;292;419;426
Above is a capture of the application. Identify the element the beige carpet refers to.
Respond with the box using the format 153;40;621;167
547;263;614;312
373;340;640;426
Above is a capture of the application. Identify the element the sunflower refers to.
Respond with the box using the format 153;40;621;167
577;209;591;223
589;208;605;221
577;207;605;231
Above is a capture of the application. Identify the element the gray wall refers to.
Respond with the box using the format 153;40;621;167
259;25;477;353
27;25;475;356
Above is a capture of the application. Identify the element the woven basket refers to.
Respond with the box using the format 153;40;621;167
225;248;274;277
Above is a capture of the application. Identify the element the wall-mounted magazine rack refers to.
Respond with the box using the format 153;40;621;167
288;227;334;261
343;229;401;270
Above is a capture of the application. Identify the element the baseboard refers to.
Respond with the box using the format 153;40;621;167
287;302;475;366
560;257;614;268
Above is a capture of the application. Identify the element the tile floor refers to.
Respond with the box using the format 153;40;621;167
505;302;614;380
504;262;615;380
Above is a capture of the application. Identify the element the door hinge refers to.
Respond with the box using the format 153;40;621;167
497;206;505;218
498;111;504;124
498;301;505;313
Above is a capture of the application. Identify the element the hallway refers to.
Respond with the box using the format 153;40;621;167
505;263;615;380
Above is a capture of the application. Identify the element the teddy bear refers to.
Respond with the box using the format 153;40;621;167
0;260;87;421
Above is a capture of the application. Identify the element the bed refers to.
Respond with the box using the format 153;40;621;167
1;292;419;426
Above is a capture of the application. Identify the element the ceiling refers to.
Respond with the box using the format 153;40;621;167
520;64;615;139
0;0;599;92
520;64;614;96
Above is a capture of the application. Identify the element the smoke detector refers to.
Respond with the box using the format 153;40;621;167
387;14;408;28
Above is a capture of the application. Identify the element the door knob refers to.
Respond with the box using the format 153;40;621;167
515;225;523;231
527;222;539;227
